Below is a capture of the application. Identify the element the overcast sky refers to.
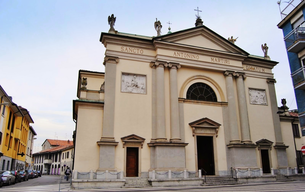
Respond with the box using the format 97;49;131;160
0;0;299;152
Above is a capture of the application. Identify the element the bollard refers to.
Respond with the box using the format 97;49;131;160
248;168;251;177
152;170;156;180
73;170;78;179
260;168;263;176
184;170;187;179
90;170;93;180
168;170;171;179
271;168;274;176
199;169;202;178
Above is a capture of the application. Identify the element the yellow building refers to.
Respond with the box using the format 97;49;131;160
0;85;34;171
72;16;305;188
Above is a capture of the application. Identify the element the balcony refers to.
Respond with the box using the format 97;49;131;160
292;66;305;89
43;159;52;164
284;22;305;53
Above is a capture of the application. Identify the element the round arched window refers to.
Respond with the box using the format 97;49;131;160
186;83;217;102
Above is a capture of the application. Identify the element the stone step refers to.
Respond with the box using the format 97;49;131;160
123;177;151;188
204;176;238;185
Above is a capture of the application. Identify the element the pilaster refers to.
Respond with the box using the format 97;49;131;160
236;73;252;143
168;62;181;142
224;71;240;144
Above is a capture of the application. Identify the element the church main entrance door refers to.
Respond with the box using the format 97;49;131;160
126;147;139;177
197;136;215;175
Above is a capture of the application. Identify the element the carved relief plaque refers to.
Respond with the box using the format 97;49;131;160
249;88;267;105
121;73;146;94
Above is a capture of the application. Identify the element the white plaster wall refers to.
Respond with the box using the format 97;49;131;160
113;59;152;172
74;104;103;172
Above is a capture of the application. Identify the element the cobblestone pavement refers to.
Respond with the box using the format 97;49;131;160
2;181;305;192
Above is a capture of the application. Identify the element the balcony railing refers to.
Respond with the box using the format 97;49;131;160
43;159;52;164
291;66;305;89
284;21;305;52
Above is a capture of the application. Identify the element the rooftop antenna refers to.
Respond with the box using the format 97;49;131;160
278;0;300;20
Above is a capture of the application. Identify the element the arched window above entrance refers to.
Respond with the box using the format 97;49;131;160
186;83;217;102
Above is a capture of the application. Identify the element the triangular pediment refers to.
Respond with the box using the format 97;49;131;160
256;139;273;146
189;117;221;128
154;26;248;55
121;134;145;142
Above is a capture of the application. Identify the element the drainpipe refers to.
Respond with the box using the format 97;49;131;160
292;118;300;173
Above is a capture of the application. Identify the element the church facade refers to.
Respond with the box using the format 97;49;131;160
72;17;304;185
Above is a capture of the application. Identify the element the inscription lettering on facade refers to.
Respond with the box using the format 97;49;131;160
243;65;266;72
121;46;144;54
210;57;230;64
173;51;199;60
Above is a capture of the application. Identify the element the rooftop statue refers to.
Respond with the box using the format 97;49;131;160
108;14;116;33
261;43;270;60
154;18;162;36
228;36;238;44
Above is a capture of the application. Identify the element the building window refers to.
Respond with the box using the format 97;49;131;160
0;132;2;145
297;150;303;166
7;161;10;170
1;105;5;116
2;160;5;170
67;152;69;159
186;83;217;102
292;124;301;138
62;153;64;159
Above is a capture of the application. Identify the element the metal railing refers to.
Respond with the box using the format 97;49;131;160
291;66;305;88
284;21;305;50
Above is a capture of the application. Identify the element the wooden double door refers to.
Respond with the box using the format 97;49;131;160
126;147;139;177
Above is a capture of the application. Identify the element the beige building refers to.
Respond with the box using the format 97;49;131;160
72;16;305;187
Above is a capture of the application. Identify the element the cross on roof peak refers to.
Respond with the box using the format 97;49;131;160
194;7;202;18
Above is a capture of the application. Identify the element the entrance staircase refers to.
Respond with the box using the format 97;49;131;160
123;177;152;188
204;176;238;185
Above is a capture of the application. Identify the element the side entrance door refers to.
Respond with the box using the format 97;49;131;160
126;147;139;177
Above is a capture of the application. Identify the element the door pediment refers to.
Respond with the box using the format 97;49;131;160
189;118;221;137
121;134;145;148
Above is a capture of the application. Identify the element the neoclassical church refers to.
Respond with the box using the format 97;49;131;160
72;15;304;187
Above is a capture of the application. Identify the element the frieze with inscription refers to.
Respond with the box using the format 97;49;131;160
243;65;266;73
121;46;144;54
210;57;230;65
173;51;199;60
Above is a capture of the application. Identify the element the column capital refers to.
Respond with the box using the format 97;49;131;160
224;71;234;77
150;60;168;68
236;72;246;80
103;56;119;65
267;78;276;84
168;62;181;69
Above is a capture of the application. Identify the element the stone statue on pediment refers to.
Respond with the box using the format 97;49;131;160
228;36;238;44
154;18;162;36
261;43;270;60
108;14;116;33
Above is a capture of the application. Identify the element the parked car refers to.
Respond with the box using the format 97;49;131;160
33;170;38;178
27;170;35;179
0;171;15;185
0;177;3;187
10;170;21;182
19;170;29;181
37;170;41;177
